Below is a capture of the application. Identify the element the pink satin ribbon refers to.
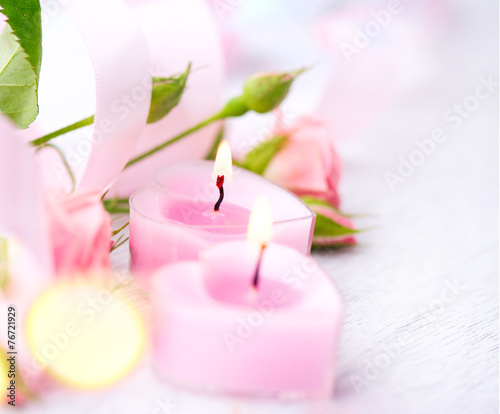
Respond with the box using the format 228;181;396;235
55;0;151;192
110;0;224;196
0;116;53;276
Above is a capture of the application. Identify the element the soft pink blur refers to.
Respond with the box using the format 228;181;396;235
315;4;400;140
315;1;453;140
0;115;55;397
45;189;112;275
264;116;342;208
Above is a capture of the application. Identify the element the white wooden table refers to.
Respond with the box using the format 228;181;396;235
22;1;497;413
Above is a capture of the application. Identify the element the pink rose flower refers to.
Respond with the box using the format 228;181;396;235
264;116;342;207
261;115;357;246
45;189;112;275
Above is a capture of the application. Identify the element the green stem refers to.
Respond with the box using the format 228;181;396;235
31;115;94;146
112;221;129;236
105;198;129;204
30;95;239;168
38;143;76;191
111;236;129;252
106;207;130;214
103;199;130;214
205;124;225;160
124;115;220;169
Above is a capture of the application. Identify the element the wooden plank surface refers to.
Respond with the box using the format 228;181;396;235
22;1;497;413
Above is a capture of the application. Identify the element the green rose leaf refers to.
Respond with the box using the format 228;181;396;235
0;0;42;77
147;63;191;124
300;195;337;209
0;26;38;128
0;0;42;129
313;212;358;238
240;135;288;175
301;196;358;249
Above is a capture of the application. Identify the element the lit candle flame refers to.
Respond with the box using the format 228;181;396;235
247;196;273;246
212;140;233;186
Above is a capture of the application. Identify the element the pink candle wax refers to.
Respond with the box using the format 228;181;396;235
129;161;315;288
151;241;343;399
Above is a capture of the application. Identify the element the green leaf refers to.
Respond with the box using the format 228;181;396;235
313;212;358;238
0;26;38;128
240;135;288;175
205;125;225;160
0;0;42;79
300;195;338;210
0;0;42;128
311;242;357;251
303;196;358;247
304;197;362;248
147;63;191;124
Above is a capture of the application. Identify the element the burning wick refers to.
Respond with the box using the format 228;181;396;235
252;244;266;290
214;175;224;212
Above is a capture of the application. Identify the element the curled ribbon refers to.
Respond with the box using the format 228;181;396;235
55;0;151;192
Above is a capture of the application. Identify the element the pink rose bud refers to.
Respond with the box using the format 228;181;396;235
45;189;112;276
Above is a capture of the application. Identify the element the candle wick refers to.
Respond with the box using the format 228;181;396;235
252;244;266;290
214;175;224;212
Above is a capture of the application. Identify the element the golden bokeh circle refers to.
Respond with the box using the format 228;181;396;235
26;277;146;390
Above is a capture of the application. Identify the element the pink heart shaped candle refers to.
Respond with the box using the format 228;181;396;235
129;160;315;290
151;241;343;398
